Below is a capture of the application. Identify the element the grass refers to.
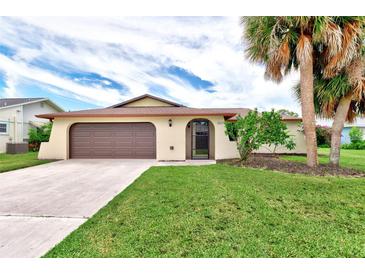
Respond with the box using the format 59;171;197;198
45;164;365;258
282;148;365;172
0;152;53;173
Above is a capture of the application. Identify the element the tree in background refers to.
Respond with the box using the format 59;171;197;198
242;16;365;167
28;122;52;151
225;110;295;162
349;127;363;143
277;109;299;118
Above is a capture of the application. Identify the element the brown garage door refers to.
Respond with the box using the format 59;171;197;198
69;123;156;159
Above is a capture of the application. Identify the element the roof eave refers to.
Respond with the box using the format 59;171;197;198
36;112;237;119
0;98;64;112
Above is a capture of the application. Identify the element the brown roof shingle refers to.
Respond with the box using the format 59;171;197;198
35;93;301;121
36;106;301;121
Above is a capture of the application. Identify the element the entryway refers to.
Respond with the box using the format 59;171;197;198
185;119;215;160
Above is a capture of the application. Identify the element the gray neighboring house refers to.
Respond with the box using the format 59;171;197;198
341;125;365;144
340;118;365;144
0;98;63;153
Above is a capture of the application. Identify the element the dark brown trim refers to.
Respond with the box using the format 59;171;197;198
107;94;184;108
36;112;238;119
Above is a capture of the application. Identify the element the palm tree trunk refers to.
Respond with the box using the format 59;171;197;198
329;94;352;166
299;56;318;167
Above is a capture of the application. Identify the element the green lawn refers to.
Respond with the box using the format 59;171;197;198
282;148;365;172
45;164;365;258
0;152;52;173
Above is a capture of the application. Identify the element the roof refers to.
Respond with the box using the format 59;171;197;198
226;111;301;122
0;98;64;112
108;94;184;108
0;98;43;108
36;94;301;121
36;107;241;119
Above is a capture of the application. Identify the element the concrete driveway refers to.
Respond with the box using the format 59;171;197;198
0;159;155;258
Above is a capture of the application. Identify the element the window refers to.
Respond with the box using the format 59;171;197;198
0;123;7;134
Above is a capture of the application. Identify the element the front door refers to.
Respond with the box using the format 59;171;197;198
191;120;209;159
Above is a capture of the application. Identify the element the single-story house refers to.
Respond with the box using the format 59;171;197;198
341;123;365;144
0;98;63;153
37;94;306;160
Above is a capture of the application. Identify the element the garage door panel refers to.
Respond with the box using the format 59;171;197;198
72;132;92;137
93;149;116;156
114;150;134;157
136;137;155;143
70;123;156;159
93;132;114;137
114;132;134;137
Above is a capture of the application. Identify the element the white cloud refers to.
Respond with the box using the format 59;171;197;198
0;16;301;113
2;73;18;98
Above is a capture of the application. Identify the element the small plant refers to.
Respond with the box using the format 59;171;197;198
349;127;363;143
28;122;53;151
225;109;295;162
341;141;365;150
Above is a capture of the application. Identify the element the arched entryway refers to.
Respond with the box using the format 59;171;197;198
185;119;215;160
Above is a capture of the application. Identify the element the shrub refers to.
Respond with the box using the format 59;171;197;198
225;109;295;162
28;122;53;151
349;127;363;143
316;125;331;147
341;140;365;150
318;143;330;148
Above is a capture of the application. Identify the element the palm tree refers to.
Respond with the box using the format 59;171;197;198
295;57;365;166
242;16;365;167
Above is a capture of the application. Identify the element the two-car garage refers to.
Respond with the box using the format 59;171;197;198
69;123;156;159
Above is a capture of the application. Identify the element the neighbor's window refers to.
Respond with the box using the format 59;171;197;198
0;123;7;134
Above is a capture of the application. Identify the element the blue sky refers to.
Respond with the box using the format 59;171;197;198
0;17;300;112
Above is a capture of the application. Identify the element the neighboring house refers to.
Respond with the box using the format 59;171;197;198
341;124;365;144
37;94;306;160
0;98;63;153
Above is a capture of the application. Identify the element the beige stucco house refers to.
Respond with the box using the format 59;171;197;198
37;94;306;160
0;98;63;153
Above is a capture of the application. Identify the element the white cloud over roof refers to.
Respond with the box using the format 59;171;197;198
0;16;300;113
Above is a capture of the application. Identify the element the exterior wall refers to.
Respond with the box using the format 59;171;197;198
0;101;61;153
0;106;23;153
209;121;215;160
341;126;365;144
22;101;58;139
185;123;192;159
122;98;174;107
256;121;306;154
38;116;307;160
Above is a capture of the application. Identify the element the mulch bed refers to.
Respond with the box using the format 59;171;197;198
217;155;365;177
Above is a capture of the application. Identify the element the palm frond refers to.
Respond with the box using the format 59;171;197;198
323;21;363;78
296;34;312;64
